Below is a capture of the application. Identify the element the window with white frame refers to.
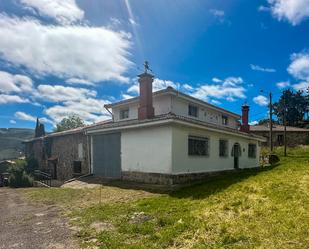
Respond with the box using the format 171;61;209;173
219;139;228;157
119;108;129;119
188;104;198;117
188;136;209;156
248;144;257;158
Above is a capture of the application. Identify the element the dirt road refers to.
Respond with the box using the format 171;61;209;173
0;188;78;249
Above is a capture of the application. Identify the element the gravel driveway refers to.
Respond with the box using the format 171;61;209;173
0;188;78;249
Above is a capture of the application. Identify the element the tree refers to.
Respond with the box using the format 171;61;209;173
34;118;45;137
55;115;85;132
273;89;308;127
258;119;278;125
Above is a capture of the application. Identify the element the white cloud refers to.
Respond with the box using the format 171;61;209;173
292;81;309;91
33;84;111;124
0;71;33;93
20;0;84;24
249;120;259;125
127;78;177;94
250;64;276;73
44;98;110;124
210;9;225;17
210;99;221;105
65;78;95;86
0;94;29;104
9;120;16;124
0;15;132;83
127;76;246;103
212;77;222;83
288;52;309;81
15;111;53;124
253;95;268;106
267;0;309;25
36;85;97;102
191;77;246;102
182;84;194;91
258;6;270;12
276;81;290;89
14;111;36;122
122;94;134;100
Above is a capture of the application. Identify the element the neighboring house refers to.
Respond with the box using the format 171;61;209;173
24;70;265;184
250;125;309;147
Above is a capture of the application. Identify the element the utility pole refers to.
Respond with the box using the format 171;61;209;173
269;92;273;152
284;92;287;156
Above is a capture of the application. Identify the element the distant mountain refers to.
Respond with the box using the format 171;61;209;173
0;128;34;160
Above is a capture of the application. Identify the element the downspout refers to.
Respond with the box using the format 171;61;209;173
86;134;92;175
105;106;114;122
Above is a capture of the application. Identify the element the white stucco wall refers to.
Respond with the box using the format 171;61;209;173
113;95;172;122
121;125;173;174
171;125;260;174
171;97;239;129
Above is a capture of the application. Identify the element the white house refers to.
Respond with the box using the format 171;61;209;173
85;70;265;185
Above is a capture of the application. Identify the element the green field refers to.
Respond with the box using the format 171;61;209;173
24;146;309;249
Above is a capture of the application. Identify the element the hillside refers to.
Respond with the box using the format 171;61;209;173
0;128;34;160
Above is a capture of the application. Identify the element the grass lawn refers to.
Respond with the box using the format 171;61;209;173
24;146;309;249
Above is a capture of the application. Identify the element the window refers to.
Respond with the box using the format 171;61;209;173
188;104;198;117
78;143;83;159
219;139;228;157
277;134;284;146
222;115;228;125
119;109;129;119
188;136;209;156
73;161;82;174
248;144;257;158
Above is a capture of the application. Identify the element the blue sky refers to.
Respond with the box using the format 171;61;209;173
0;0;309;131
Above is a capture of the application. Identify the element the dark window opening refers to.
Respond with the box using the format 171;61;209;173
219;139;228;157
188;136;209;156
188;104;198;117
73;161;82;174
248;144;257;158
277;134;284;146
222;115;228;125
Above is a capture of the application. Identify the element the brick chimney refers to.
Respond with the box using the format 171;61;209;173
240;104;250;133
138;72;154;120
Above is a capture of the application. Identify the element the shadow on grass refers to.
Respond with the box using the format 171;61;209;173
77;165;279;199
170;165;279;200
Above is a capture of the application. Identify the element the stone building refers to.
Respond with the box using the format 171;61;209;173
24;127;92;181
250;125;309;147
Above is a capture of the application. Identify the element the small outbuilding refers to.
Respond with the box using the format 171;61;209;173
250;125;309;147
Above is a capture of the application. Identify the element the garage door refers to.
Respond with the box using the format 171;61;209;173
92;133;121;178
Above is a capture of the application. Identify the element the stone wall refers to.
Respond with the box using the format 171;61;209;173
49;133;90;180
24;132;90;181
122;169;243;185
252;131;309;147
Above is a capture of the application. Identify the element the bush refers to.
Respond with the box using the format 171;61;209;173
269;154;280;165
25;156;39;174
8;160;33;188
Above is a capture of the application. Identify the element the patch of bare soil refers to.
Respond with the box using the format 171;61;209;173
0;188;79;249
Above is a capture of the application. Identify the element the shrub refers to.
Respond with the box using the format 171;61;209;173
25;156;39;174
269;154;280;165
8;160;33;188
